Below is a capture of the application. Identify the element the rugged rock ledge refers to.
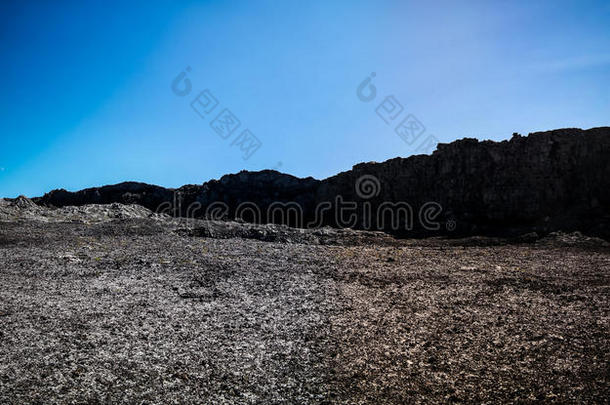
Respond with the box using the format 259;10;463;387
32;127;610;239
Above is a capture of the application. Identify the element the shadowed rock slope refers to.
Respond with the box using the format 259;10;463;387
33;127;610;239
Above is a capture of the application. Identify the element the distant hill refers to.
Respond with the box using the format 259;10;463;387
33;127;610;239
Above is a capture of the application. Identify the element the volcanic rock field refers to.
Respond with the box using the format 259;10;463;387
0;199;608;403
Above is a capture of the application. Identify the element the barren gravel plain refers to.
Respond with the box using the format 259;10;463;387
1;201;609;404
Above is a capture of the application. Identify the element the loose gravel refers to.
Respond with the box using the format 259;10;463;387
0;217;608;404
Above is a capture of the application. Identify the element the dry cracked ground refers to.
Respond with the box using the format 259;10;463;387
0;200;609;403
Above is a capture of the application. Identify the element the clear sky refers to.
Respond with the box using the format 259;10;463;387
1;0;608;197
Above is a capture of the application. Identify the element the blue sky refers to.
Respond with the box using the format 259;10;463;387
0;0;608;197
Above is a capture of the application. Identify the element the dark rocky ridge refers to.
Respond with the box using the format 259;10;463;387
33;127;610;239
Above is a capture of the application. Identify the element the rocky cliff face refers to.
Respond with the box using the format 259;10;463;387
33;127;610;239
317;127;610;237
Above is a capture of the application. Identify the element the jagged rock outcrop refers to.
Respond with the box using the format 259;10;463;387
316;127;610;237
32;127;610;239
34;171;320;228
32;182;175;209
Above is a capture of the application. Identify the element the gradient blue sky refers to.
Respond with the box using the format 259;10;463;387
1;0;608;197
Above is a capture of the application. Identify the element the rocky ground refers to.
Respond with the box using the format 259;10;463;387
0;199;609;403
